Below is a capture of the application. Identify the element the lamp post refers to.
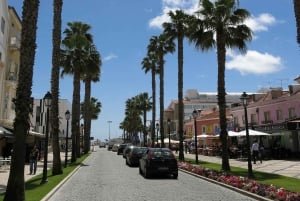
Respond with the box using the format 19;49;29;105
64;110;70;168
107;121;112;141
41;91;52;184
240;92;253;178
167;119;171;149
192;109;199;164
156;123;159;147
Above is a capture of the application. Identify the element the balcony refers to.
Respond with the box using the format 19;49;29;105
9;37;20;50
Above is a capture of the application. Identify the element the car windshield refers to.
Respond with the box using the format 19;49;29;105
151;150;172;158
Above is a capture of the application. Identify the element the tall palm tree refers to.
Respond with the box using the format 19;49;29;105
163;10;190;161
4;1;40;200
141;52;158;147
81;44;101;154
60;21;93;162
188;0;252;171
50;0;63;175
148;34;175;148
294;0;300;44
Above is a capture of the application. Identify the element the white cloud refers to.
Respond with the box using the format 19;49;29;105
245;13;276;33
226;50;283;75
103;53;118;62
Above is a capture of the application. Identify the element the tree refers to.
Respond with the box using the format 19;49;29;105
188;0;252;171
81;44;101;154
50;0;63;175
294;0;300;44
141;51;158;147
60;21;93;161
135;92;152;146
163;10;190;161
148;34;175;148
4;1;40;200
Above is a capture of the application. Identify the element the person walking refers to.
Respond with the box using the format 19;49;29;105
258;142;264;163
251;140;259;164
29;144;39;175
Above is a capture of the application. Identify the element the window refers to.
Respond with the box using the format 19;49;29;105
288;108;296;119
263;111;271;122
250;114;257;124
276;109;283;121
1;17;5;34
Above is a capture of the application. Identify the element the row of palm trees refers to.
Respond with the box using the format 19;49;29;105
120;93;152;146
4;0;102;200
3;0;300;200
141;0;253;173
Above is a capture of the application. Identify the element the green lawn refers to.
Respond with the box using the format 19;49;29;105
183;157;300;193
0;154;89;201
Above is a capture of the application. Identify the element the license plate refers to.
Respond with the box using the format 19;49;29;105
158;167;168;171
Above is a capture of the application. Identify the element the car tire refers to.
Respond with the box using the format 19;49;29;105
173;172;178;179
139;166;142;175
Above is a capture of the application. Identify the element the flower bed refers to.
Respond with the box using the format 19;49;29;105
178;162;300;201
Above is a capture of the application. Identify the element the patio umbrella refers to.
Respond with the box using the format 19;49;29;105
238;129;271;136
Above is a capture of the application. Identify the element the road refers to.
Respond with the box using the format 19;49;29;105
46;147;259;201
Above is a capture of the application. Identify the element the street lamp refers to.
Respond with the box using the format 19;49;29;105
64;110;70;168
107;121;112;141
192;109;199;164
41;91;52;184
167;119;171;149
240;92;253;178
156;123;159;147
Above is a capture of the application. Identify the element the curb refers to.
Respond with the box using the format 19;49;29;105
179;168;273;201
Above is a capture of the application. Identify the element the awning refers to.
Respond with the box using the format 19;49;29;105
238;129;271;136
29;130;45;138
0;126;12;135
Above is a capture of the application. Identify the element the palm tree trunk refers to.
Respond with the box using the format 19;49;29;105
294;0;300;44
217;34;230;171
51;0;63;175
84;79;92;154
151;69;156;147
178;35;184;161
159;52;165;148
4;1;39;200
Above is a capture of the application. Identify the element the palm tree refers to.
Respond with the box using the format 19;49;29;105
81;44;101;154
163;10;190;161
141;52;158;147
148;34;175;148
294;0;300;44
60;21;93;162
188;0;252;171
4;1;40;200
50;0;63;175
135;92;152;146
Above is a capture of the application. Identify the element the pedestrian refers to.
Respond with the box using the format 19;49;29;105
29;144;39;175
251;140;259;164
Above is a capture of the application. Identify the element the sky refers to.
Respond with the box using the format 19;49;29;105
8;0;300;141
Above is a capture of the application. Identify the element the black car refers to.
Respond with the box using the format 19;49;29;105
117;143;129;155
139;148;178;179
123;145;135;158
125;147;148;167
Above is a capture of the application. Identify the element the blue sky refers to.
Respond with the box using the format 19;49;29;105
8;0;299;141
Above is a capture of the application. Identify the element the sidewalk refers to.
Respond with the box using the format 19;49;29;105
175;152;300;179
0;152;63;194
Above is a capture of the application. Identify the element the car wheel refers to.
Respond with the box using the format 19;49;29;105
173;172;178;179
125;159;128;165
139;166;142;175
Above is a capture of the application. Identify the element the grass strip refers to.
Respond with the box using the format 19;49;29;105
0;153;89;201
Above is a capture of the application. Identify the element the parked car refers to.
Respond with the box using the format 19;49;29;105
117;143;130;155
112;144;120;152
123;145;135;158
125;147;148;167
139;148;178;179
99;142;106;148
107;144;113;151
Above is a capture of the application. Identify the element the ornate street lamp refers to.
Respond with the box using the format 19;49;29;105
240;92;253;178
167;119;171;149
64;110;70;168
192;109;199;164
156;123;159;147
41;91;52;184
